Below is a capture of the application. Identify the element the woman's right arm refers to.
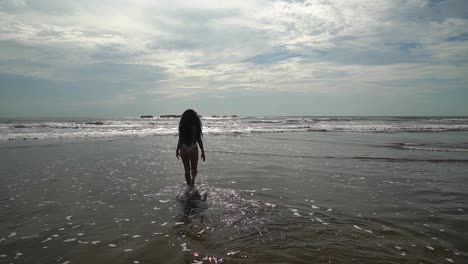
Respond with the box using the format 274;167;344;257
176;135;182;159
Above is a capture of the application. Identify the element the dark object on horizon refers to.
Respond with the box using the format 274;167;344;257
160;115;181;118
85;121;104;125
140;115;154;118
211;115;238;118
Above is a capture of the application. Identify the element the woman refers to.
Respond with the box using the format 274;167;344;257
176;109;206;192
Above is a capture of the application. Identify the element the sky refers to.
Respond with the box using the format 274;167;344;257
0;0;467;117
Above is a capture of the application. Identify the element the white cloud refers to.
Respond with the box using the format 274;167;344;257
0;0;467;97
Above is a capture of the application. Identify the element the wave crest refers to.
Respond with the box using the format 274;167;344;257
2;117;468;141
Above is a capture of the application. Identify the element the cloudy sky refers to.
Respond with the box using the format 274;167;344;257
1;0;467;117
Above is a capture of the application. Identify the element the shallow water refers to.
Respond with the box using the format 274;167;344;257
0;131;467;263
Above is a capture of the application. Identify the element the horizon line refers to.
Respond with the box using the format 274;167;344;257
1;115;468;119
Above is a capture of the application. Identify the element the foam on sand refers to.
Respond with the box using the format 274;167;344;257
181;243;190;251
353;225;373;233
426;246;435;251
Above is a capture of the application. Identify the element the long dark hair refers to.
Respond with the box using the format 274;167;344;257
179;109;202;144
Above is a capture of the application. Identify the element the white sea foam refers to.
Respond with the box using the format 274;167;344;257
315;218;328;225
353;225;372;233
181;243;190;251
291;208;301;216
21;234;38;239
4;117;466;141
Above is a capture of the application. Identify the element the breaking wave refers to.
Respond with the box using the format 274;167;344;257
1;116;468;141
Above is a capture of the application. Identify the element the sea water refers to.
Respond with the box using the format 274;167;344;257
0;117;467;263
1;116;468;141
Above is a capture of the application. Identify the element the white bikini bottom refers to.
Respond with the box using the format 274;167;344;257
181;143;196;153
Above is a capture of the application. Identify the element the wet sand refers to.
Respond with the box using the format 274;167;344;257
0;132;467;263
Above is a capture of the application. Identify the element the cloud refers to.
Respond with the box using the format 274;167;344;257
0;0;467;116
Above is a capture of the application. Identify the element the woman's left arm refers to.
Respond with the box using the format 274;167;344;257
197;137;205;161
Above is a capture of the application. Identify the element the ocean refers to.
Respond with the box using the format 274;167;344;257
1;116;468;141
0;116;467;263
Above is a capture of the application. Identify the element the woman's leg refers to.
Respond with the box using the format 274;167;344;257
180;148;191;187
189;145;199;188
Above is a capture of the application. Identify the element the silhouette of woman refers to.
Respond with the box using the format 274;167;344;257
176;109;206;193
